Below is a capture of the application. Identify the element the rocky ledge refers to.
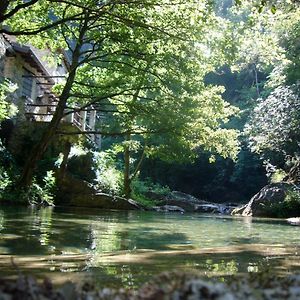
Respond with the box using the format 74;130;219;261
57;175;236;214
2;271;300;300
56;175;143;210
154;191;237;214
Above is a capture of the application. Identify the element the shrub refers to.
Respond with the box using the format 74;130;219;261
93;151;123;196
19;171;56;206
270;169;287;183
264;189;300;218
0;166;11;197
131;178;170;207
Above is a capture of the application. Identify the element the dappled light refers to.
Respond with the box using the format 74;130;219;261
0;0;300;297
0;207;300;288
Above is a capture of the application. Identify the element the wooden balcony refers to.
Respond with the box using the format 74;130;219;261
25;103;85;131
24;102;99;144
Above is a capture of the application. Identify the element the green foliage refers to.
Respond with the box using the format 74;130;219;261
0;79;18;122
0;170;56;205
21;171;56;206
270;169;287;183
263;189;300;218
0;142;15;200
93;151;123;196
131;178;170;207
245;85;300;158
2;0;242;191
0;166;11;197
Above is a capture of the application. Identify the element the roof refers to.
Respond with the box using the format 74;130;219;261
3;34;59;84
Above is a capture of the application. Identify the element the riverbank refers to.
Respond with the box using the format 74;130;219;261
1;271;300;299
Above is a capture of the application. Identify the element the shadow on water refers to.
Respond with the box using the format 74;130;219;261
0;206;300;288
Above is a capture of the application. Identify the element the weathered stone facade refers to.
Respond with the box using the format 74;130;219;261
0;34;100;145
0;35;6;75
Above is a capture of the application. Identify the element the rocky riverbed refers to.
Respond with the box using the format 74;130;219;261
2;271;300;300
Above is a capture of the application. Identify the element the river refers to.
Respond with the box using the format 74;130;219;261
0;206;299;288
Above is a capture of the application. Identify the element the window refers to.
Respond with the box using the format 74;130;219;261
22;69;34;98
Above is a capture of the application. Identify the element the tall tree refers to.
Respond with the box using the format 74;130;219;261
3;0;240;190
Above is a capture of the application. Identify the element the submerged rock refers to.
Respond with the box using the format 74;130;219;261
153;205;185;213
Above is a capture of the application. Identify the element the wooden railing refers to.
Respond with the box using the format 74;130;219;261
24;102;99;144
25;103;84;129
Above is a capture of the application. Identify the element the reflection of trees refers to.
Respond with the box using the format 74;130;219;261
205;259;238;275
90;221;121;253
0;210;4;231
38;207;53;246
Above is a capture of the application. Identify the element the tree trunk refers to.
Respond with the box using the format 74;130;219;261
253;63;260;98
131;143;146;182
123;134;131;199
17;23;86;188
58;141;71;181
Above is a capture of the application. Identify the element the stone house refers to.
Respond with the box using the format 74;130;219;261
0;34;99;144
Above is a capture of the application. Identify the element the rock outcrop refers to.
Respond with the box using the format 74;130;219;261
162;191;211;212
232;183;300;217
158;191;236;214
57;175;236;214
56;174;143;210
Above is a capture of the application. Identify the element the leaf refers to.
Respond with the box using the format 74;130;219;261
271;5;276;14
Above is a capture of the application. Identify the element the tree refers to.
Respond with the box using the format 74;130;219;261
237;3;300;183
54;5;239;198
2;0;240;194
245;85;300;180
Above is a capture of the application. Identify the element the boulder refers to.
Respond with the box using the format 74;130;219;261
231;182;300;217
56;174;143;210
69;192;142;210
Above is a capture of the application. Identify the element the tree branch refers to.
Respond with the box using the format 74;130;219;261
0;0;39;23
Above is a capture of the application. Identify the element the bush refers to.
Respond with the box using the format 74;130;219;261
0;166;11;197
270;169;287;183
264;189;300;218
0;171;56;205
20;171;56;206
131;178;170;207
93;151;123;196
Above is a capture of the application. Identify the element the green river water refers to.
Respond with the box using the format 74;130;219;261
0;206;300;288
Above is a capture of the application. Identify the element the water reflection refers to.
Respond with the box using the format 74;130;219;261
0;207;300;287
31;207;53;246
